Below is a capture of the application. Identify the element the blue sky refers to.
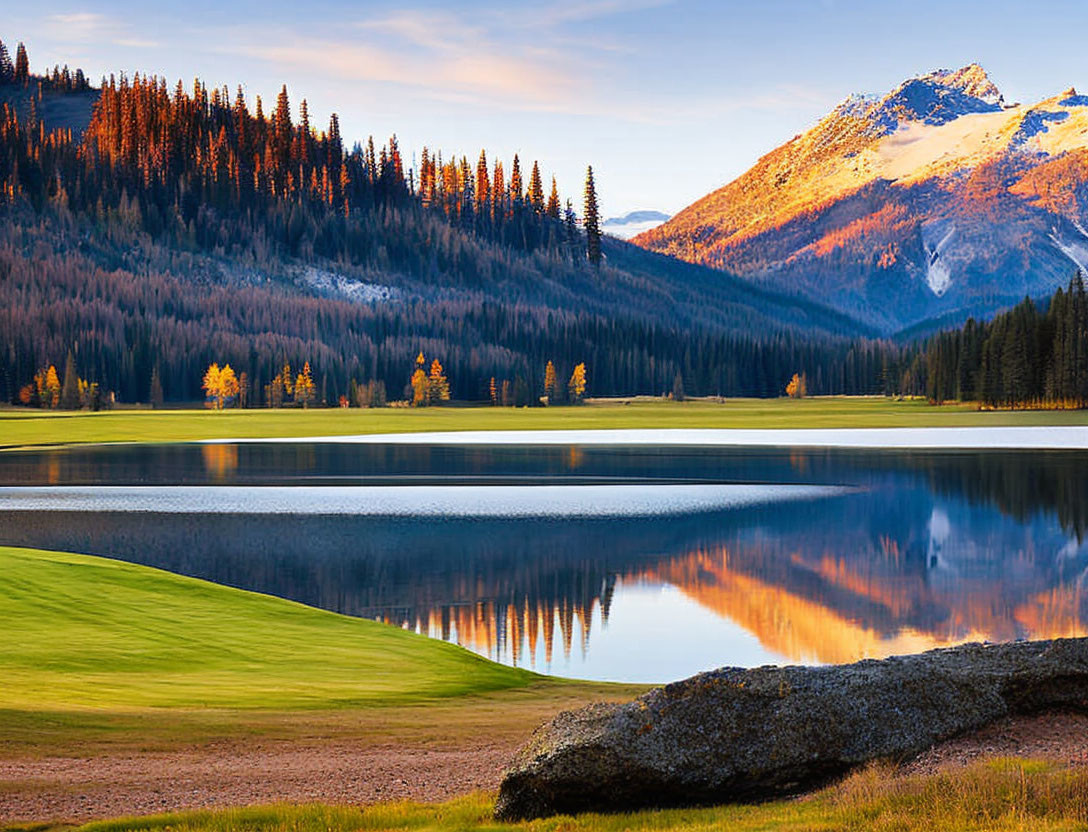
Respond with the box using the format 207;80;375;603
6;0;1088;218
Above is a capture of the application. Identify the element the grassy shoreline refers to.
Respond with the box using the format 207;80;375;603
3;397;1088;448
0;545;639;758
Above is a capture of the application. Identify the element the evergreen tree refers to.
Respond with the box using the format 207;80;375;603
0;40;13;84
149;367;164;409
543;360;558;402
60;351;80;410
14;42;28;83
672;371;685;401
564;198;579;260
546;177;560;219
527;161;544;214
510;154;523;205
475;150;490;215
583;166;602;267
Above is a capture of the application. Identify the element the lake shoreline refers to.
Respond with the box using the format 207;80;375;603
204;425;1088;449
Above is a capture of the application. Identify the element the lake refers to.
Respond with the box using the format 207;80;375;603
0;440;1085;683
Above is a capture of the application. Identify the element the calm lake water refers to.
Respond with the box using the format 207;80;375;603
1;442;1085;683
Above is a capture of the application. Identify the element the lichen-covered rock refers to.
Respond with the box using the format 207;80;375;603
495;638;1088;820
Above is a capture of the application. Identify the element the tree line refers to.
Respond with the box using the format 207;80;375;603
917;275;1088;407
1;50;598;266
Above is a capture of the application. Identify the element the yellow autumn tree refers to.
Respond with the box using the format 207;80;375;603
543;360;558;403
410;351;428;406
295;361;315;408
202;363;221;408
786;372;807;399
35;365;61;408
428;358;450;404
203;362;239;409
220;364;239;405
410;367;427;406
281;362;294;397
568;362;587;402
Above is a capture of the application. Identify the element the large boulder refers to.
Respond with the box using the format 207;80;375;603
495;638;1088;820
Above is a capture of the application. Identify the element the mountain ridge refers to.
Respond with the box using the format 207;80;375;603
636;64;1088;333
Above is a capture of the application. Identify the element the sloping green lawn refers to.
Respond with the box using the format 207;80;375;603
3;397;1087;448
0;546;536;710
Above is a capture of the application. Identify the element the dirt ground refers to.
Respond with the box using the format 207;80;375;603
0;739;514;824
2;711;1087;826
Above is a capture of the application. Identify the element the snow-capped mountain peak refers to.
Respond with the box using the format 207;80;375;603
635;64;1088;332
855;64;1006;135
923;63;1004;106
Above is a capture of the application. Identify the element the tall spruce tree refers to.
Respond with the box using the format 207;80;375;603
527;161;544;213
509;154;523;205
60;351;80;410
546;177;560;219
583;166;602;267
13;42;28;83
0;40;13;84
149;367;164;408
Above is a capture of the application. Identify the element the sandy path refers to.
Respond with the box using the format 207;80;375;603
903;711;1088;774
4;713;1087;825
0;741;513;824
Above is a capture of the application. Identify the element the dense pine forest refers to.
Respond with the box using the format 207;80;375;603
919;276;1088;408
12;35;1074;409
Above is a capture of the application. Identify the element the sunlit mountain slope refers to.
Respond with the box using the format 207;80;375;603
636;64;1088;332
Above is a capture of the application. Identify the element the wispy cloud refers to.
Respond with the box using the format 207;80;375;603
45;11;161;48
227;31;575;111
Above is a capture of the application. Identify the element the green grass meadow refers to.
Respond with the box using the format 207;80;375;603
0;545;634;759
2;397;1088;448
0;545;537;711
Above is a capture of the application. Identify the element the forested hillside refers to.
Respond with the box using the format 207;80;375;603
0;37;893;405
918;275;1088;407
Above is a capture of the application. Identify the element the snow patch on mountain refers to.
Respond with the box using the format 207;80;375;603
1048;228;1088;274
923;225;956;296
299;267;401;303
874;109;1014;183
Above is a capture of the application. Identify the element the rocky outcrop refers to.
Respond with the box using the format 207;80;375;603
495;638;1088;820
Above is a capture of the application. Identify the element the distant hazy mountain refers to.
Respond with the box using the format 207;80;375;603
635;64;1088;333
603;210;671;240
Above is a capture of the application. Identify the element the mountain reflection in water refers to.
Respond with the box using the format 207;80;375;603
0;444;1084;681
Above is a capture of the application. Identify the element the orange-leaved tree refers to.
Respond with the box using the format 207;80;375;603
295;361;315;408
34;365;61;408
568;362;587;402
428;358;450;404
786;372;807;399
409;352;427;406
544;361;558;402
